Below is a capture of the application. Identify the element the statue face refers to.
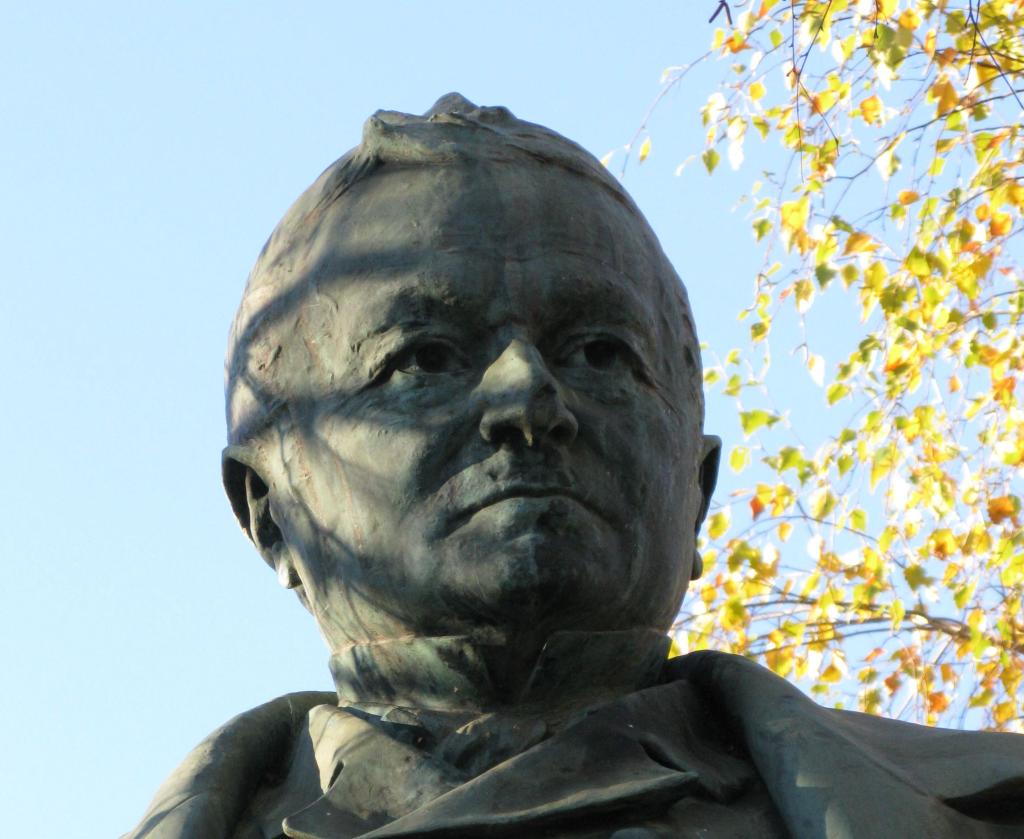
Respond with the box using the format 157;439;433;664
237;161;716;649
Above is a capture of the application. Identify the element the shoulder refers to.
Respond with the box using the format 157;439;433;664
123;691;336;839
665;651;1024;831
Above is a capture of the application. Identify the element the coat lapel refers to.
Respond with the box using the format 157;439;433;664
282;680;752;839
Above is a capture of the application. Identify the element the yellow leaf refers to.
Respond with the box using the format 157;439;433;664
820;663;842;683
780;197;809;233
930;528;958;559
927;691;950;714
988;496;1017;524
599;150;614;168
898;9;921;30
975;62;1000;89
721;596;748;630
726;30;749;54
638;136;652;163
989;211;1012;237
970;252;993;280
898;190;919;205
859;94;882;125
749;80;766;101
807;353;825;386
935;47;957;68
778;521;793;541
843;231;876;255
924;29;937;57
708;510;730;539
878;0;897;17
994;701;1017;726
930;77;959;115
812;89;837;115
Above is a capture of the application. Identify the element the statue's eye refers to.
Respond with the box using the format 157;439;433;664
583;339;623;370
562;337;631;372
396;341;463;375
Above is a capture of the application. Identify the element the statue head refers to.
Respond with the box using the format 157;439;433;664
222;94;720;658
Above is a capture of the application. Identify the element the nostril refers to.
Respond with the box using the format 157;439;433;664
544;411;578;447
548;426;572;447
486;424;527;448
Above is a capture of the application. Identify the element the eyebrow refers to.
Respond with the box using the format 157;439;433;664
345;279;474;348
340;254;662;348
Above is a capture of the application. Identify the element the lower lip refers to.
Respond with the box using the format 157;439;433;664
462;493;588;521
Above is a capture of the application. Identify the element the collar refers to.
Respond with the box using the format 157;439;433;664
328;628;672;713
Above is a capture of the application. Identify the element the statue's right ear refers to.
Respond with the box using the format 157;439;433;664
222;446;302;590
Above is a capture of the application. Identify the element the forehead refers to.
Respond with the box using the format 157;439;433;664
302;161;675;319
310;163;664;274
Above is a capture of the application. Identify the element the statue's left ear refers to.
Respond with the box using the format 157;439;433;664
696;435;721;534
221;445;303;592
690;435;721;582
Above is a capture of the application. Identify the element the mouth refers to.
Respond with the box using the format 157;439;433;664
447;485;607;532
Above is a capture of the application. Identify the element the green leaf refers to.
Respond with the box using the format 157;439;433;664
953;582;975;609
850;509;867;531
890;598;906;631
870;444;897;489
702;148;720;174
740;409;780;436
904;564;932;591
905;247;930;277
812;489;837;519
770;29;783;48
779;447;804;472
946;10;966;33
827;383;850;405
729;445;750;472
815;264;837;289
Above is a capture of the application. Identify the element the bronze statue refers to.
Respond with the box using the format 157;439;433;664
128;95;1024;839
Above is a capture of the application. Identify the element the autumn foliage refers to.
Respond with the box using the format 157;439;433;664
648;1;1024;729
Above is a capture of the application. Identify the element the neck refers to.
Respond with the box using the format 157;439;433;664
329;627;672;714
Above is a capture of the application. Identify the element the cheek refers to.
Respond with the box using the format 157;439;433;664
277;419;389;532
584;395;681;495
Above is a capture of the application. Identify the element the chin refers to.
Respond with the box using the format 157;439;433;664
433;528;627;636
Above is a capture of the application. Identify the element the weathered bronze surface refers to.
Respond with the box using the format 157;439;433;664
127;95;1024;839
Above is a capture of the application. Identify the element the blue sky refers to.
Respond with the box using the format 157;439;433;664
0;3;778;835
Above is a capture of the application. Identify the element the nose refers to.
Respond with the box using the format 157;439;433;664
477;340;579;448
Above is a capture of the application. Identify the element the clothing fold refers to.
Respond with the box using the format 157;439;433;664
125;649;1024;839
